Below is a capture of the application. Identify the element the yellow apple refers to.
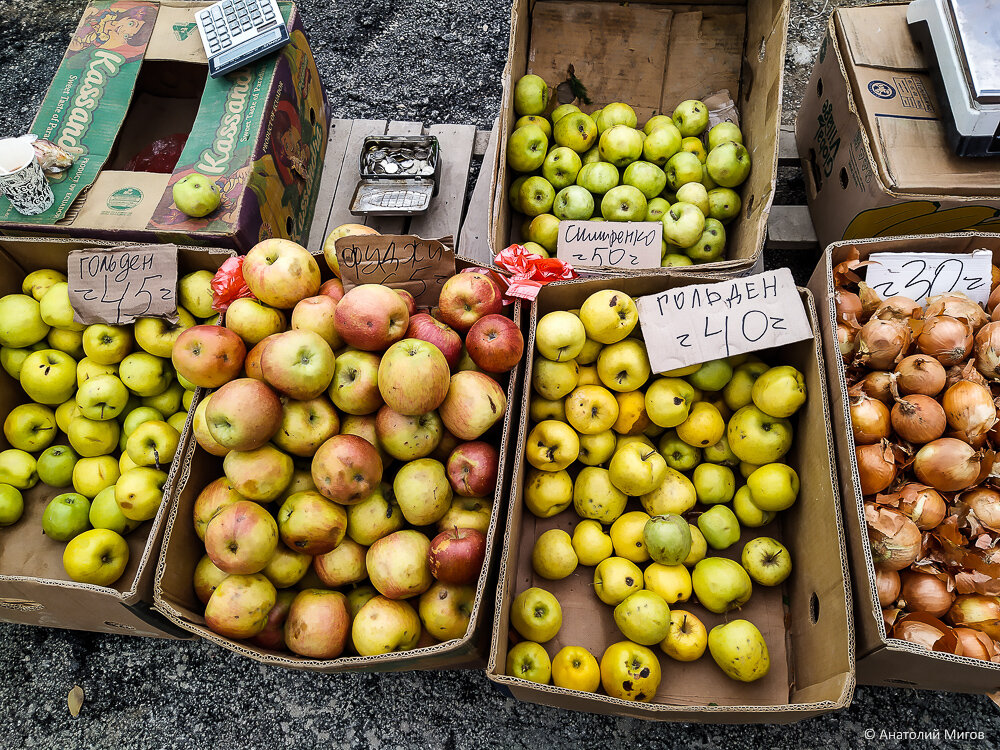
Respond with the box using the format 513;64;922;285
571;519;614;566
600;641;661;701
532;529;579;580
525;420;579;472
660;609;707;661
644;562;692;604
506;641;551;684
573;466;627;524
564;385;619;434
609;510;651;564
640;467;696;516
611;390;650;435
532;357;579;400
577;430;617;466
524;468;573;517
552;646;601;692
62;528;129;586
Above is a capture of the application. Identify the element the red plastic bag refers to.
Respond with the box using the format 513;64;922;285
211;256;255;312
494;244;577;301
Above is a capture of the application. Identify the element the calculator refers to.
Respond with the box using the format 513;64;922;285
195;0;290;79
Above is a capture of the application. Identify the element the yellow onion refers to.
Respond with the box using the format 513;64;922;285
892;612;951;649
916;315;973;365
974;321;1000;378
837;322;857;362
856;442;897;495
896;484;947;530
866;503;922;571
894;354;946;397
989;284;1000;312
835;288;863;323
855;317;911;370
993;305;1000;323
890;393;947;445
953;627;998;660
874;295;922;322
963;487;1000;533
913;438;982;491
859;371;895;405
945;360;991;390
900;571;955;617
925;292;989;332
877;568;901;607
947;595;1000;640
850;392;891;445
941;381;997;444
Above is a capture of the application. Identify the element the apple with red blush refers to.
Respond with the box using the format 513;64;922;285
428;527;486;585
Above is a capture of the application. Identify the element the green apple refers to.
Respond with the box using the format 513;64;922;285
115;466;168;521
528;213;561;252
510;587;562;642
573;466;627;523
622;161;667;200
576;162;619;195
598;125;643;168
21;269;66;301
515;114;552;140
727;405;793;465
593;556;643;605
747;463;800;512
3;403;57;452
1;347;31;379
596;338;650;392
535;310;586;362
72;455;120;498
81;324;133;365
732;485;776;527
0;294;49;348
518;176;556;217
708;187;742;223
692;463;736;505
119;352;172;397
708;619;770;682
126;420;180;468
178;270;216;319
579;288;638;345
76;374;129;421
542;146;582;189
141;381;184;416
0;449;38;490
706;141;752;187
697;505;742;550
614;590;671;645
0;483;23;526
42;492;91;541
644;377;694;428
523;242;549;258
37;444;78;487
167;412;187;433
688;359;732;392
662;202;705;247
77;357;117;387
508;175;529;212
643;514;691;565
608;441;666;496
598;102;638;133
39;282;84;332
674;182;709;215
662;254;693;267
642;115;673;134
601;185;647;222
658;432;700;471
681;136;707;164
553;112;599;153
672;100;709;137
551;103;580;123
506;641;552;684
703;435;739;465
68;416;119;458
684;218;727;262
134;307;196;358
20;349;76;405
645;197;670;223
665;151;704;191
641;121;683;167
741;537;792;586
580;144;602;165
172;173;220;218
513;74;549;116
553;185;594;220
752;366;807;418
122;406;165;437
708;121;743;149
692;557;752;613
47;328;84;359
507;124;548;173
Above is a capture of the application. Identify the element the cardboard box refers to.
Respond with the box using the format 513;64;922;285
795;4;1000;249
153;259;523;672
488;0;790;275
808;233;1000;693
0;236;233;638
0;1;329;252
486;273;855;722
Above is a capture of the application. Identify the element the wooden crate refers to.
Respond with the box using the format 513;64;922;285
305;119;499;266
767;125;819;252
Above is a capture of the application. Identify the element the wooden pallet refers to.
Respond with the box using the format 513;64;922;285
767;124;820;252
306;119;498;265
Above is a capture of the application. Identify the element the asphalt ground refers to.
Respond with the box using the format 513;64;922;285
1;0;998;747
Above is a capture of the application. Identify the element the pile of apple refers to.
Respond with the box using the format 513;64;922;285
504;288;807;699
506;74;751;266
0;268;218;586
174;231;521;658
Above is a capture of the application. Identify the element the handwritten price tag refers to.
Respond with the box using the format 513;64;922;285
636;268;812;373
556;221;662;269
67;244;178;325
336;234;456;306
864;250;992;306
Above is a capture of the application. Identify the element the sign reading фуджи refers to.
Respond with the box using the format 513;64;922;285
556;221;662;269
636;268;812;373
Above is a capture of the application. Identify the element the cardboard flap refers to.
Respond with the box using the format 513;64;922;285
837;5;926;72
145;2;210;62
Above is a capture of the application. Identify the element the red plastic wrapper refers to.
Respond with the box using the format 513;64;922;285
211;256;255;313
125;133;188;173
493;244;577;301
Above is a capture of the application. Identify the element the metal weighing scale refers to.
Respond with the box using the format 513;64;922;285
908;0;1000;157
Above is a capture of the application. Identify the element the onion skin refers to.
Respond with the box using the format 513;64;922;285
856;442;897;495
974;321;1000;378
925;293;989;332
941;381;997;444
837;322;857;362
866;503;922;571
890;394;947;445
877;568;901;607
913;438;982;492
896;484;947;530
947;595;1000;640
953;627;998;661
874;296;921;322
916;315;973;366
900;572;955;618
894;354;946;397
892;613;951;649
962;487;1000;533
945;361;990;390
855;318;911;370
850;393;891;445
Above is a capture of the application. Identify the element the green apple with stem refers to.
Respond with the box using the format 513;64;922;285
601;185;647;222
81;324;133;366
37;444;77;487
662;202;706;247
692;557;752;613
576;162;619;195
510;587;562;642
76;374;129;421
593;556;643;605
553;185;594;220
518;176;556;217
21;349;76;405
3;403;56;452
506;641;551;684
552;112;598;153
542;146;582;190
741;537;792;586
507;124;548;173
609;441;666;496
42;492;91;541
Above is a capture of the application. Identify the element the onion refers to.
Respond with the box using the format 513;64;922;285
850;392;891;444
993;305;1000;323
953;627;998;660
974;321;1000;378
856;442;897;495
913;438;983;492
866;503;922;571
947;595;1000;640
963;487;1000;533
945;360;990;390
894;354;946;397
837;322;857;362
925;292;989;332
892;613;951;649
855;317;911;370
874;295;922;322
877;568;901;607
860;371;895;405
896;484;947;530
941;381;997;443
858;282;882;317
835;288;863;324
890;393;947;444
900;572;955;617
989;284;1000;312
916;315;973;365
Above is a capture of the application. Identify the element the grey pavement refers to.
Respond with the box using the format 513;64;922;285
0;0;998;747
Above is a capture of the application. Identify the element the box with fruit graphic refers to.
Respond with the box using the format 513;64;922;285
795;5;1000;249
153;237;522;671
0;1;329;252
489;0;790;275
0;235;232;637
809;232;1000;694
486;273;854;721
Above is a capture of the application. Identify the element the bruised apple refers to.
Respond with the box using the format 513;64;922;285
367;529;432;599
406;313;462;370
446;441;499;497
276;490;347;555
311;434;382;505
334;285;409;352
241;239;321;309
192;476;244;540
284;589;350;659
437;273;503;333
204;500;279;575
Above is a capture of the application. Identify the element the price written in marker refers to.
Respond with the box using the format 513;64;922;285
336;234;456;307
864;250;992;306
67;244;178;326
556;221;662;269
636;268;813;373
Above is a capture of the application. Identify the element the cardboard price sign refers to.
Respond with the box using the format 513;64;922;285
335;234;457;306
556;221;661;269
636;268;812;373
864;250;992;306
67;244;178;326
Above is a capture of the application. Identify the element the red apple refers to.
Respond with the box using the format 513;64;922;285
465;314;523;373
437;273;503;333
428;527;486;585
192;476;244;540
242;239;321;309
438;371;507;440
446;441;499;497
396;288;417;315
319;278;345;301
377;338;450;415
311;434;383;505
334;284;409;351
204;501;279;575
250;589;296;650
205;378;282;451
366;529;432;599
291;295;343;351
405;313;462;370
261;330;336;401
172;325;246;388
244;333;279;381
284;589;350;658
